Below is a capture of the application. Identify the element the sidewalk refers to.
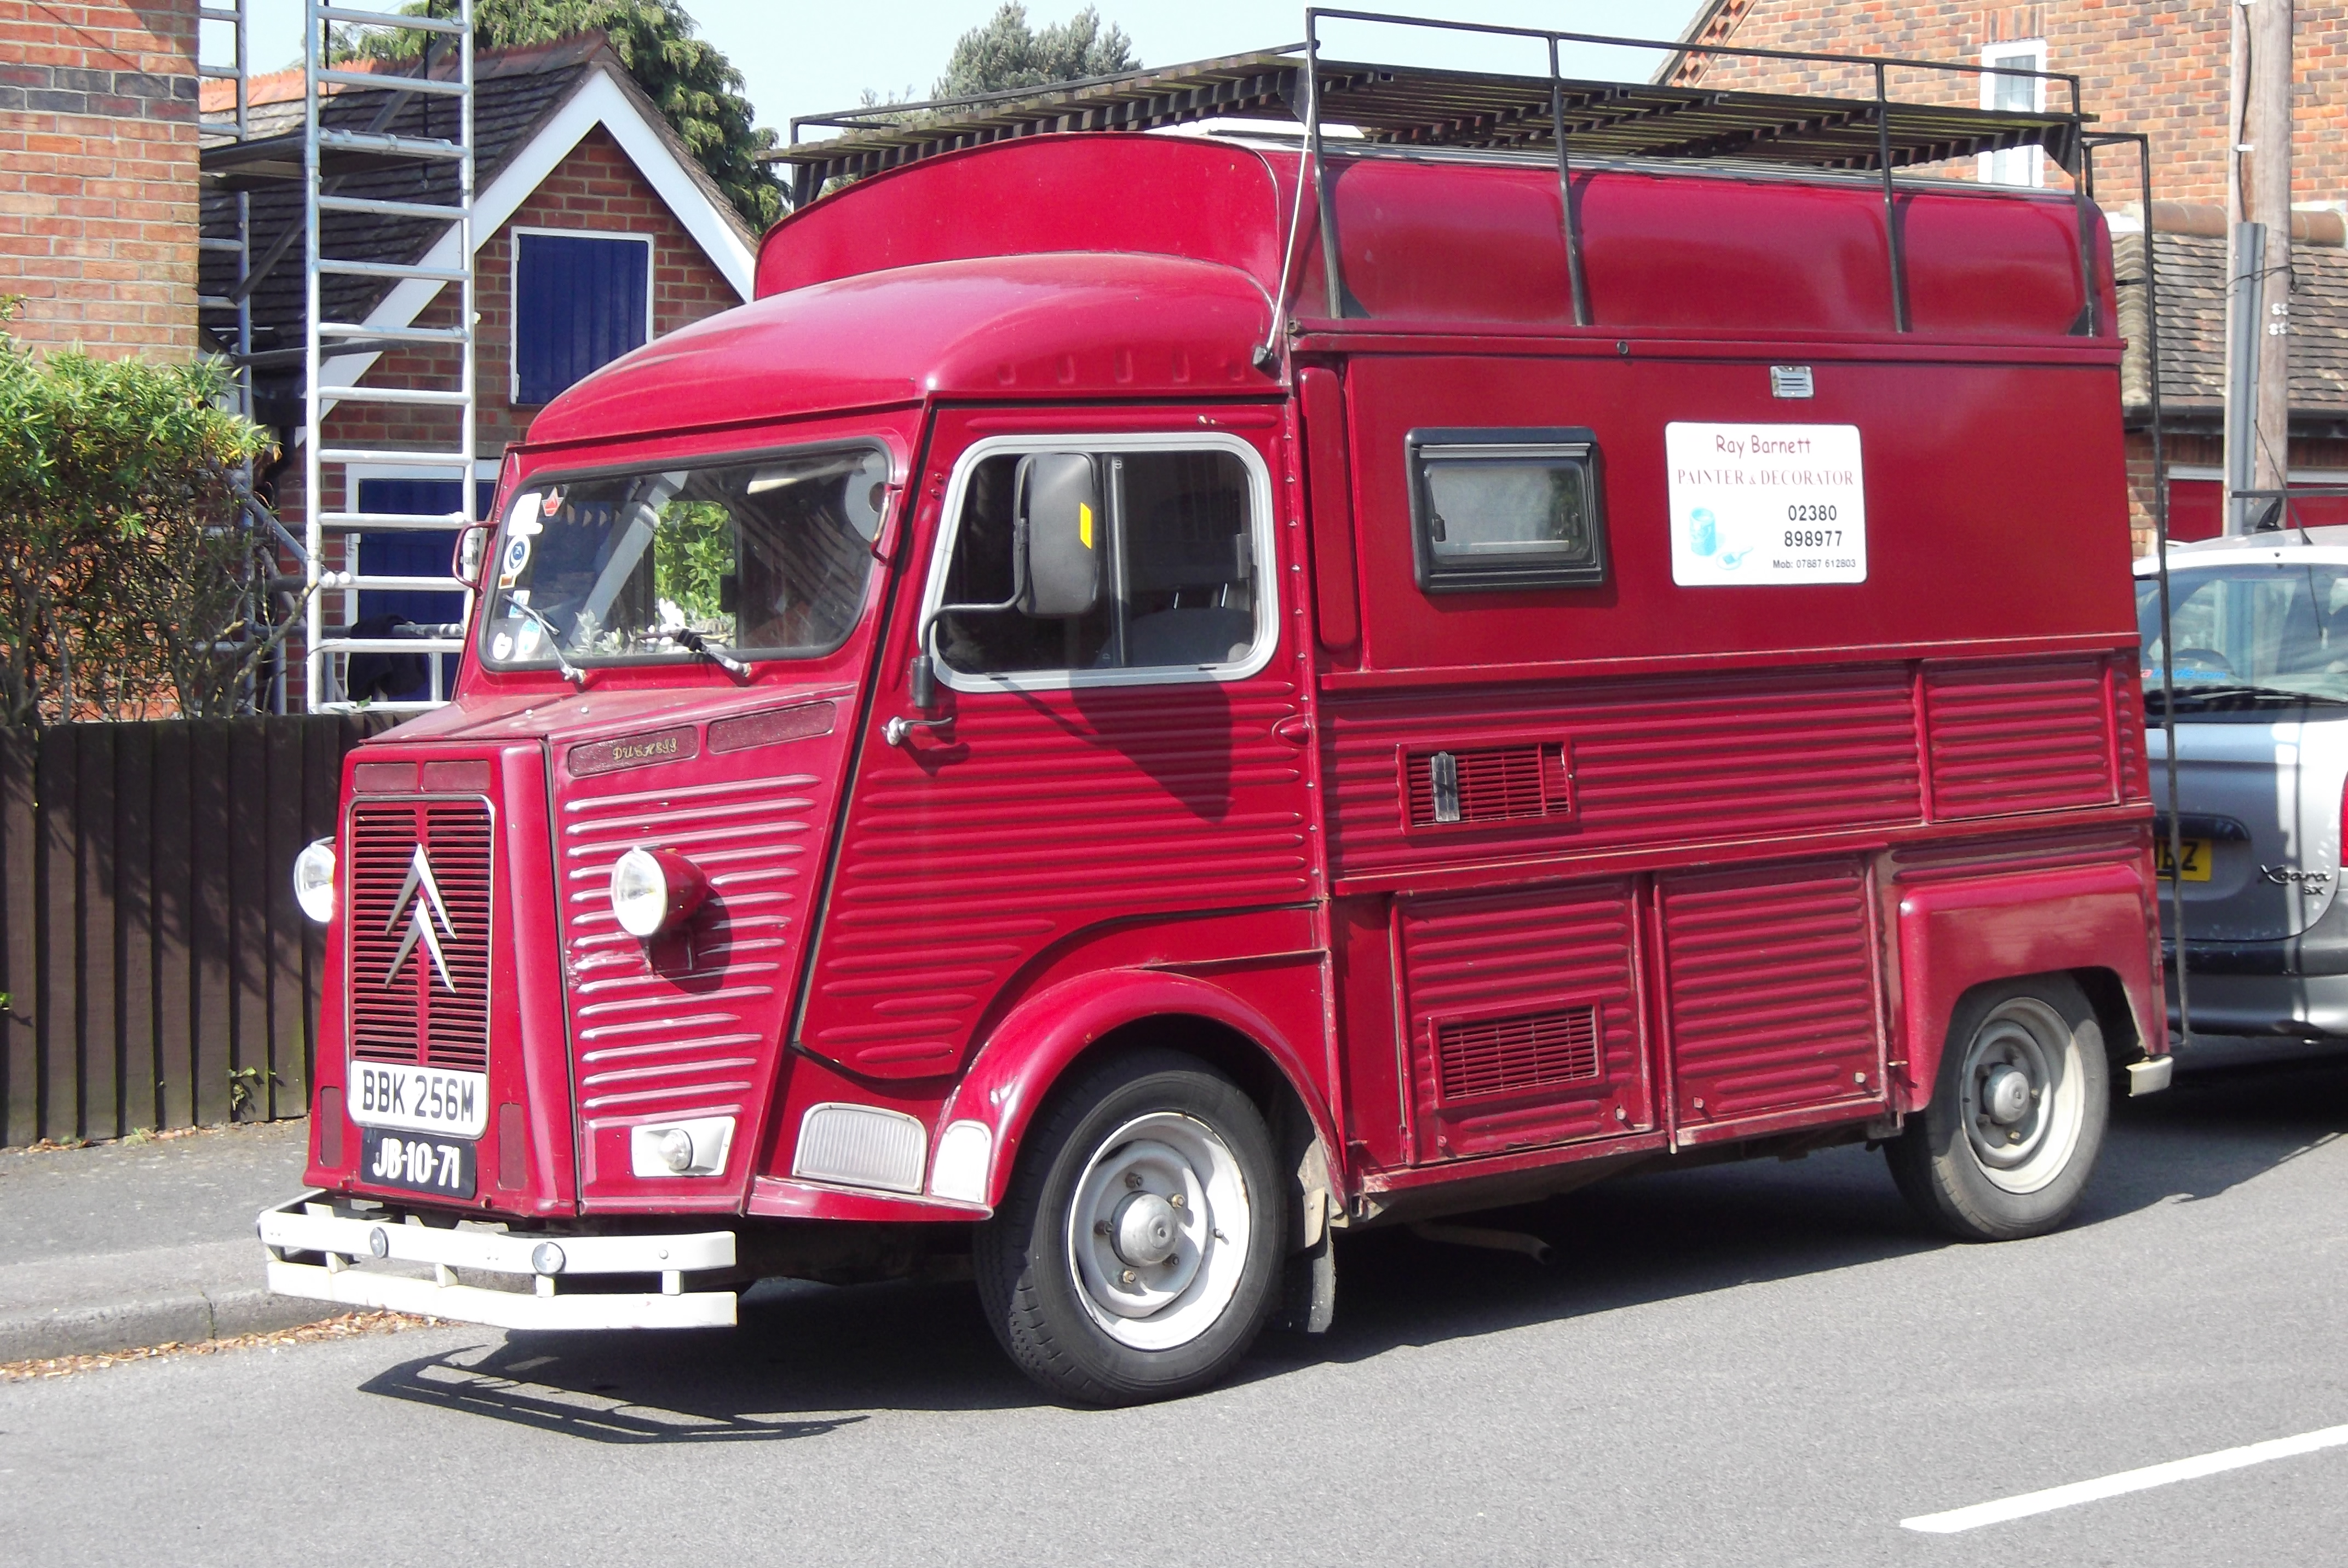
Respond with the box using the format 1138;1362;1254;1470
1;1120;325;1362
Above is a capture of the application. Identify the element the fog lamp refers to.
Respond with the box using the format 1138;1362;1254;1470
608;846;707;939
531;1241;566;1277
293;838;336;924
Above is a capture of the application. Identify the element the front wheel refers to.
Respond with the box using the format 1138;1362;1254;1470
975;1049;1285;1406
1886;975;2110;1241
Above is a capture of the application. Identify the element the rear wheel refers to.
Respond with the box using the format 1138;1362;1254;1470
1887;976;2109;1241
975;1049;1284;1406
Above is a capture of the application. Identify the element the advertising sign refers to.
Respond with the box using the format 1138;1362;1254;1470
1666;422;1867;585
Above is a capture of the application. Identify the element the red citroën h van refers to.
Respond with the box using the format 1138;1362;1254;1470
263;14;2172;1404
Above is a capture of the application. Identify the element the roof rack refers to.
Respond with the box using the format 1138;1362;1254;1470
775;7;2100;336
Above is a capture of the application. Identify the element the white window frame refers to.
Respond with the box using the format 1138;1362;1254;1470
1977;39;2048;188
508;226;657;405
922;431;1281;694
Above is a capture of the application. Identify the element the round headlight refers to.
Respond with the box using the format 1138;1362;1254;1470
294;838;336;924
608;845;706;939
654;1127;695;1173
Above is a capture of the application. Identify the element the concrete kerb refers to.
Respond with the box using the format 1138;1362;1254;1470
1;1119;330;1363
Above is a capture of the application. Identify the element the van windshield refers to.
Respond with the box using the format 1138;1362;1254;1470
480;445;887;670
2137;564;2348;710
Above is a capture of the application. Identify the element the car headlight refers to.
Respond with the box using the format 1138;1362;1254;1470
608;846;707;939
293;838;336;924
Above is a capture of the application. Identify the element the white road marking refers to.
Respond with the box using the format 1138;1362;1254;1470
1901;1422;2348;1534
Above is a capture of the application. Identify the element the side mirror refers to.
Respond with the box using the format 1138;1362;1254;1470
452;522;493;588
1016;453;1101;619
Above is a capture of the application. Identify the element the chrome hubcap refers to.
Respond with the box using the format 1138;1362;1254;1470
1983;1063;2033;1125
1957;997;2087;1195
1113;1191;1179;1267
1066;1111;1252;1352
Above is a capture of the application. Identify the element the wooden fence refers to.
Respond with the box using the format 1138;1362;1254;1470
1;717;387;1146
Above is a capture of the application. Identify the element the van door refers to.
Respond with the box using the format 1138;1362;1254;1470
795;407;1316;1085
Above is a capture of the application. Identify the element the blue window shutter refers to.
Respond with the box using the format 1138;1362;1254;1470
514;233;651;405
352;479;469;701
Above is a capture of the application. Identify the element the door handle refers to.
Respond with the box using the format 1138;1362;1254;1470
884;714;953;747
1272;714;1314;744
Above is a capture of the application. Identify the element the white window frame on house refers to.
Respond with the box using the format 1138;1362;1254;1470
508;226;657;406
1978;39;2048;188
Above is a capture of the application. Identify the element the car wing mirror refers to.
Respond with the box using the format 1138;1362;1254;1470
452;522;493;589
1016;452;1101;618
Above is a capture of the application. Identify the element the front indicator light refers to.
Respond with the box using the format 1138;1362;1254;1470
608;845;707;939
294;838;336;924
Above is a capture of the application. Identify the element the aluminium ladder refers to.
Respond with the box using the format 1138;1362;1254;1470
302;1;477;712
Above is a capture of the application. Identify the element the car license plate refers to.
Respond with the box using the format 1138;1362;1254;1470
361;1127;476;1198
348;1063;489;1138
2154;838;2212;882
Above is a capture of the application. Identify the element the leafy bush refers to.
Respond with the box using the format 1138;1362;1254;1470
0;307;292;725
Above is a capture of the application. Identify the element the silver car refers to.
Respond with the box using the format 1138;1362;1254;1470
2138;526;2348;1063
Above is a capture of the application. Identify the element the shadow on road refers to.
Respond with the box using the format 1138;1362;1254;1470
356;1058;2348;1434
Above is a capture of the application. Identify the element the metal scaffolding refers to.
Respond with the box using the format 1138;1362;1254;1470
301;2;479;713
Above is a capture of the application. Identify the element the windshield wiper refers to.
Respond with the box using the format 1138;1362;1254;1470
2151;682;2348;708
672;628;750;681
504;599;588;688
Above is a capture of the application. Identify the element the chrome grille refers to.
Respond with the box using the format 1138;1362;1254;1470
348;798;493;1071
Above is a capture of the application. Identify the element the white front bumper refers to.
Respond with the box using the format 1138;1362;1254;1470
258;1194;739;1331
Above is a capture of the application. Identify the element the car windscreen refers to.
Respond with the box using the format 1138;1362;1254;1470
2137;562;2348;707
480;445;888;671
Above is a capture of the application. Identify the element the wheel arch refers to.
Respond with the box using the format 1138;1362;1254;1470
938;968;1343;1215
1894;861;2162;1109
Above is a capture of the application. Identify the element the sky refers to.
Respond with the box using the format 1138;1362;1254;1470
205;2;1710;138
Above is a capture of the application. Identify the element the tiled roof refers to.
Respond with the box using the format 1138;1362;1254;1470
2116;230;2348;419
197;36;753;378
200;55;590;362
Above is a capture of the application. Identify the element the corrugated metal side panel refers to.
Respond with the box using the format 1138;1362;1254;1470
1327;667;1920;881
800;679;1313;1079
1662;859;1882;1128
558;762;820;1195
1925;657;2118;819
1400;879;1649;1161
2111;658;2151;805
514;232;649;406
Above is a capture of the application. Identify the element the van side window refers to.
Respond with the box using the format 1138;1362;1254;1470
1408;427;1607;592
936;446;1264;677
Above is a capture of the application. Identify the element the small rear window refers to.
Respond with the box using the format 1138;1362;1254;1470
1408;427;1607;592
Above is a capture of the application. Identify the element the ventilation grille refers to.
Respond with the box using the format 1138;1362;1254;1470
1407;742;1571;826
1436;1005;1601;1101
348;798;493;1072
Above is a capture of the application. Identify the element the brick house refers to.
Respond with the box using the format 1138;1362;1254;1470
0;0;199;359
1664;2;2348;549
200;33;757;705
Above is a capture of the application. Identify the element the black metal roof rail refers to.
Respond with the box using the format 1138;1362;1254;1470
770;7;2103;338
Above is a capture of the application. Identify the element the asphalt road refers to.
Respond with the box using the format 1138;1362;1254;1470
5;1061;2345;1567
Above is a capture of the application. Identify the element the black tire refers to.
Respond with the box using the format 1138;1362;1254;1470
974;1048;1285;1406
1887;974;2110;1241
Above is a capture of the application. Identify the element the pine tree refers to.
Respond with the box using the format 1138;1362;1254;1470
933;4;1138;99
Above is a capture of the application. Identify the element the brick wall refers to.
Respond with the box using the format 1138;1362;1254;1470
0;1;199;358
1672;2;2348;209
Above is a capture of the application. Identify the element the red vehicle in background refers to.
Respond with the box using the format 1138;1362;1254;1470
263;16;2171;1405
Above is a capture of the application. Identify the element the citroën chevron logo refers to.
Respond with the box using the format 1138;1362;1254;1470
383;843;458;991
